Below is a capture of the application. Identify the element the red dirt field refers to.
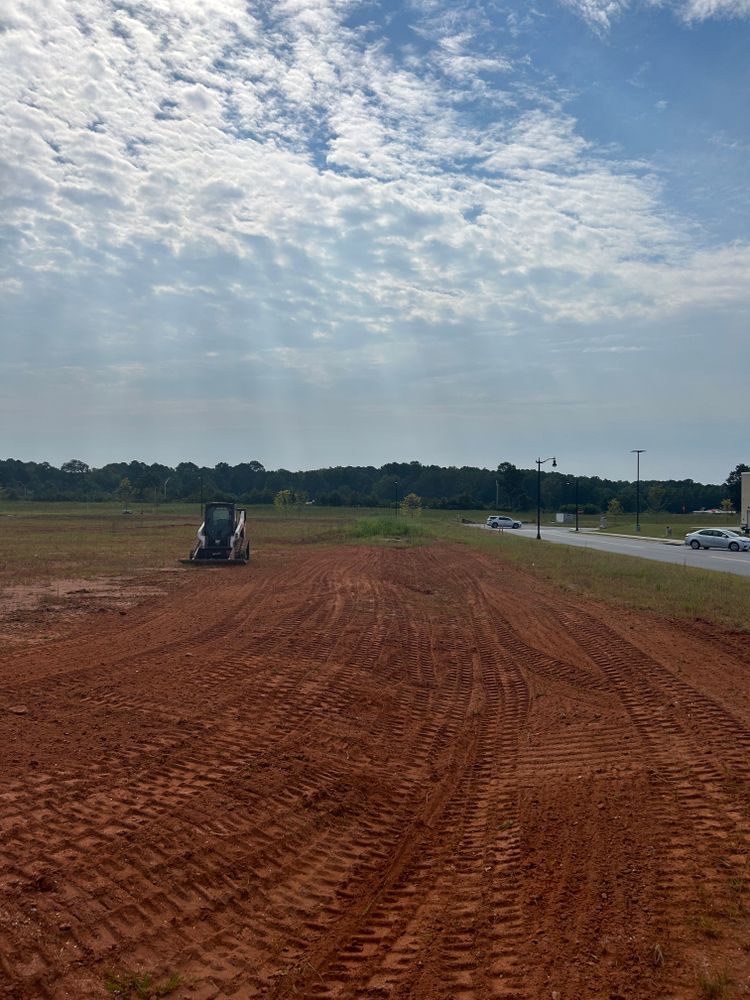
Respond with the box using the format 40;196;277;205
2;542;750;999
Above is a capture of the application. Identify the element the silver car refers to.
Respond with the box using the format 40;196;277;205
486;515;522;529
684;528;750;552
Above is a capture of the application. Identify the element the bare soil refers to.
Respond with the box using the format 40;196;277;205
2;543;750;999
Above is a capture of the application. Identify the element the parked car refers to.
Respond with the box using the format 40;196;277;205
486;515;522;529
684;528;750;552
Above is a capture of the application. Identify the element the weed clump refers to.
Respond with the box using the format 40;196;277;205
697;968;731;998
104;970;181;998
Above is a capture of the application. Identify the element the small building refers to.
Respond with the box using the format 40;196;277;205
555;512;574;524
742;472;750;533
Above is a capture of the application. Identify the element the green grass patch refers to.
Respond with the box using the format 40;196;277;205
350;516;426;542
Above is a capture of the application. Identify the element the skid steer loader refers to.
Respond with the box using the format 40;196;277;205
180;502;250;565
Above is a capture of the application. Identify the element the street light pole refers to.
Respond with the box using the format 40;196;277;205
631;449;645;533
394;479;399;518
536;456;557;540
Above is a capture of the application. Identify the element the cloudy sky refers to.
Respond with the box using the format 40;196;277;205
1;0;748;482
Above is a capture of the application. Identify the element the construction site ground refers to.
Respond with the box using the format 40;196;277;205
2;541;750;999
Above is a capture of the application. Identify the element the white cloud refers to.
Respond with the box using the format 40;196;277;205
557;0;630;30
559;0;750;26
0;0;748;476
678;0;750;19
0;0;743;329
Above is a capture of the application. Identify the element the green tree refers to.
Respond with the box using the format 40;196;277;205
61;459;90;476
723;464;750;510
647;485;666;512
61;459;89;498
607;498;623;516
400;492;422;517
117;478;133;505
373;475;400;505
274;489;294;514
496;462;524;508
273;489;308;514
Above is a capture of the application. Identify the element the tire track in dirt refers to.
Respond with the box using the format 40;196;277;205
0;545;328;698
464;564;750;998
266;555;531;1000
558;607;750;820
0;548;457;998
544;605;750;995
3;544;750;999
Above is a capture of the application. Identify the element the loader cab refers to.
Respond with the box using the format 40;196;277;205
204;502;236;548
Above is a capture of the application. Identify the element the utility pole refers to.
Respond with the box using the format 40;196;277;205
631;450;645;533
536;456;557;539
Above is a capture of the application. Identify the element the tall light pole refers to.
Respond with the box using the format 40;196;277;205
572;476;580;533
536;456;557;539
394;479;399;517
631;449;645;533
163;477;171;502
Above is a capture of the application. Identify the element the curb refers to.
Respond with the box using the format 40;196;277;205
570;529;683;546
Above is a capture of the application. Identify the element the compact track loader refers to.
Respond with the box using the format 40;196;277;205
181;502;250;565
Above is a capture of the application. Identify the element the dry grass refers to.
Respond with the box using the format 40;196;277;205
0;501;376;588
0;507;195;585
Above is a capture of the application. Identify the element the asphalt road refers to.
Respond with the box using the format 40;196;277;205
478;524;750;579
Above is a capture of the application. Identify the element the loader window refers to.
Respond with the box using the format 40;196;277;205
206;506;233;543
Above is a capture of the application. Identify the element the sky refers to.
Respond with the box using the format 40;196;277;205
1;0;748;483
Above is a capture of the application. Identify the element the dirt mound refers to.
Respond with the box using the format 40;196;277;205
1;544;749;998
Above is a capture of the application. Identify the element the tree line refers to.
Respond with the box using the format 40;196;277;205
1;458;746;514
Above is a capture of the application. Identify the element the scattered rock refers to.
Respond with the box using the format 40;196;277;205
8;705;29;716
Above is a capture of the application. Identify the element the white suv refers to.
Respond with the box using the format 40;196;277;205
486;515;522;529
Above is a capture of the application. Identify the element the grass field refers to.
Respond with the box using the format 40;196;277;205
1;501;748;629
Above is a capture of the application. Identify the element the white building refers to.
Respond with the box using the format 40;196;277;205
742;471;750;532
